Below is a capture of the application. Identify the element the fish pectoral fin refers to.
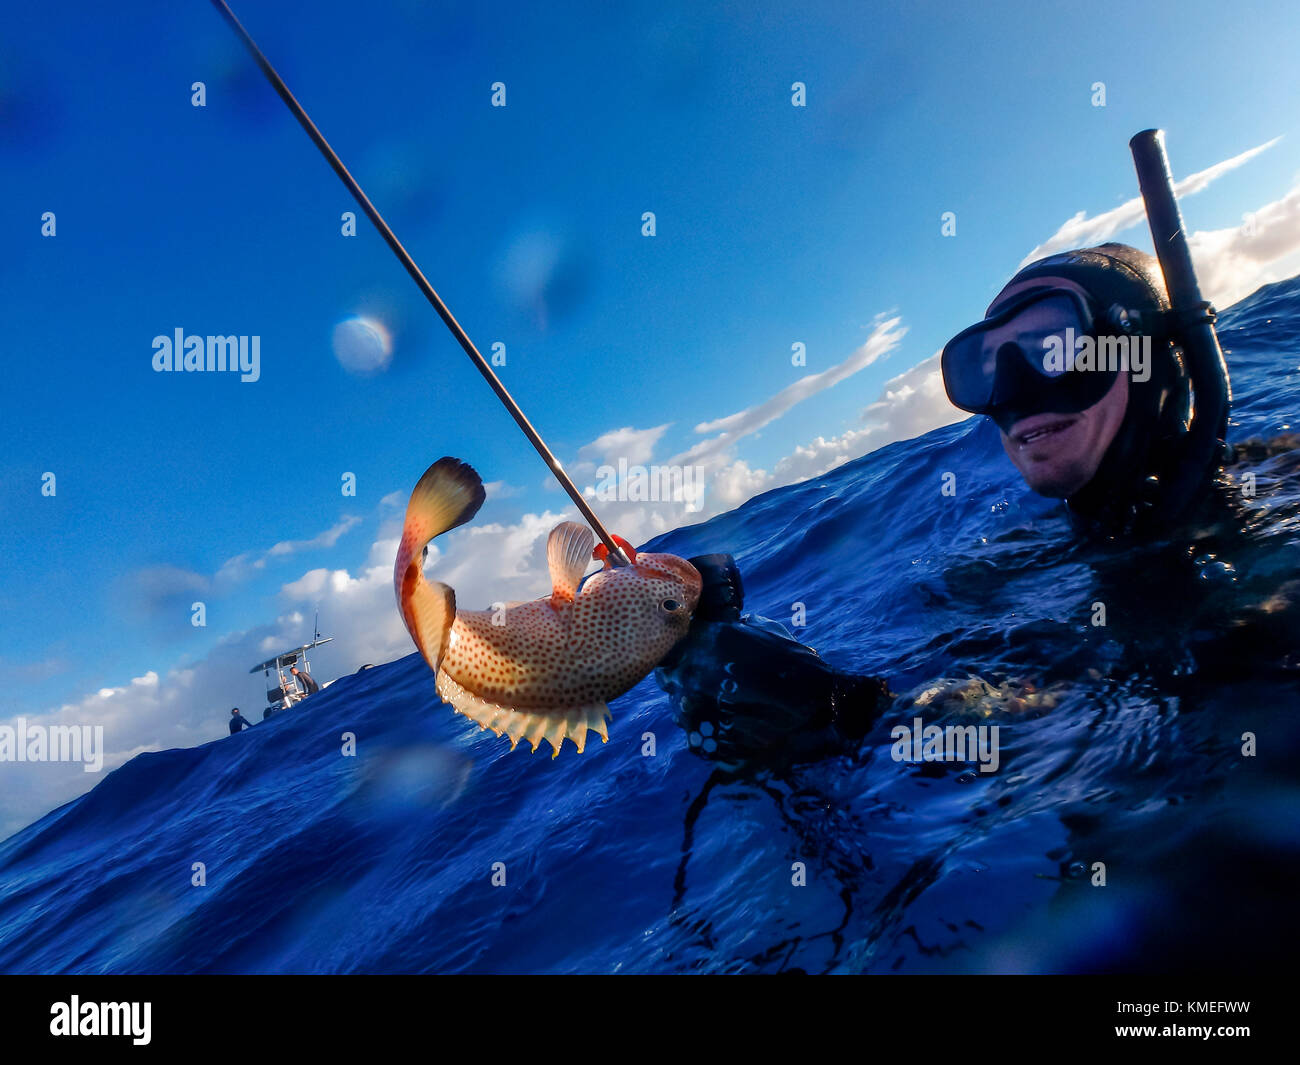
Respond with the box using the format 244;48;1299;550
546;521;595;604
436;670;610;758
405;581;457;674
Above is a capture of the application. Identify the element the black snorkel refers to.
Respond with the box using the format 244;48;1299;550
1129;129;1233;517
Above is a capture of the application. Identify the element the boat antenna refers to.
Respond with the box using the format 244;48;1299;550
209;0;632;566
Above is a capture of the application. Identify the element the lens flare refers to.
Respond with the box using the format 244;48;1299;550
331;315;393;375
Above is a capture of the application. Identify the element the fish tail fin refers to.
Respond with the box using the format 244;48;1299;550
394;458;486;671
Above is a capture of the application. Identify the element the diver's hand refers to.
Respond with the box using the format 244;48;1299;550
656;552;891;770
656;609;890;769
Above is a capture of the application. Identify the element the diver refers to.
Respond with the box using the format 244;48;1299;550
653;244;1221;769
290;665;320;696
940;239;1300;679
653;132;1296;772
939;241;1231;540
228;707;254;734
656;243;1235;770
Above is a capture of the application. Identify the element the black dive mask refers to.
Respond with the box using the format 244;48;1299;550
941;286;1155;428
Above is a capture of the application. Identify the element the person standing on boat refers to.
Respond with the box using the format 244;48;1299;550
228;707;254;734
291;665;320;696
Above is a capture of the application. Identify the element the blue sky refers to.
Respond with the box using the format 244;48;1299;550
3;0;1300;820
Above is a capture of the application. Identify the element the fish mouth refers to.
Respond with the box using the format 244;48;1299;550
1007;414;1079;448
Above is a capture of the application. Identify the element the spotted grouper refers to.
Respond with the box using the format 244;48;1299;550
395;457;702;757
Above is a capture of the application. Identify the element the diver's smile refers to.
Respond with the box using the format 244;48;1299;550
1008;413;1080;450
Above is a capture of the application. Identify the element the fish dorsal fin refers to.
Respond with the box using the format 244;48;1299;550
546;521;594;604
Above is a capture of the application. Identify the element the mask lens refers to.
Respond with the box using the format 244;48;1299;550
941;289;1093;411
1002;293;1084;377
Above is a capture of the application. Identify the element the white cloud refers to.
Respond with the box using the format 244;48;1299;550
266;516;363;558
281;568;332;601
1017;136;1300;309
1189;180;1300;309
708;459;771;512
483;480;524;500
696;352;962;511
578;424;672;468
546;320;910;538
564;344;960;539
206;516;364;591
774;353;960;482
455;511;568;592
671;315;906;466
1019;137;1281;267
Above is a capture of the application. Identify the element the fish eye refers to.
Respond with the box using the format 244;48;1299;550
661;598;681;612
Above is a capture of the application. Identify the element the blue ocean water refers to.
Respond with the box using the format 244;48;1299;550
2;279;1298;974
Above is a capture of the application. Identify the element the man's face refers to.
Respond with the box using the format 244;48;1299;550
984;275;1130;499
999;371;1129;497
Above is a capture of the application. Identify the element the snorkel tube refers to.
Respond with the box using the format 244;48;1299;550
1129;130;1232;515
